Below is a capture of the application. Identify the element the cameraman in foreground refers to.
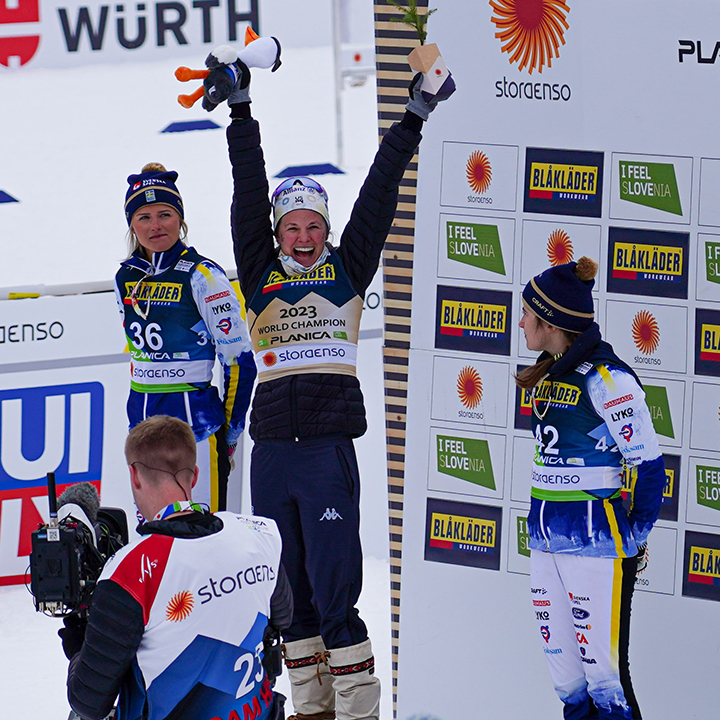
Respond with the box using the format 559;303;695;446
61;415;292;720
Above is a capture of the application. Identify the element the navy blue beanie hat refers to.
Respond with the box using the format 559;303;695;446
124;163;184;226
522;257;598;333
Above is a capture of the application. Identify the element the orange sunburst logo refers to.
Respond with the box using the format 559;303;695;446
546;229;573;265
466;151;492;194
490;0;571;75
166;591;194;622
262;352;277;367
457;367;483;409
631;311;660;355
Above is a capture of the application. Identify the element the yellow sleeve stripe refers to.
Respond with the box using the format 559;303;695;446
196;263;214;284
225;364;240;426
596;363;618;393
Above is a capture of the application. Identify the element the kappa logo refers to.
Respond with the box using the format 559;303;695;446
319;507;343;521
490;0;570;74
166;590;194;622
632;310;660;355
139;553;158;583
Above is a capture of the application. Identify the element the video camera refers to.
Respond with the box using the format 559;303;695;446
29;472;129;617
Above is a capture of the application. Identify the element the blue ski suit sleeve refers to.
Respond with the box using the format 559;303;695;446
190;261;256;445
587;364;666;545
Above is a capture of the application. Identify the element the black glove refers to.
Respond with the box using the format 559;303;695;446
405;69;455;120
58;614;88;660
203;45;251;112
262;623;283;685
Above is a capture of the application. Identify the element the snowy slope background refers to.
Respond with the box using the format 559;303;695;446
0;34;399;719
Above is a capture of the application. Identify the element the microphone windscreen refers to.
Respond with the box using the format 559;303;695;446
57;482;100;525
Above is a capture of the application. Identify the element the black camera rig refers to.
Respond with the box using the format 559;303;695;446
29;473;128;617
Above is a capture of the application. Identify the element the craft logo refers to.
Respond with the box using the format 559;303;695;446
607;227;689;299
696;465;720;512
166;590;194;622
123;281;183;305
683;530;720;601
445;220;506;275
704;241;720;285
524;149;604;218
695;309;720;377
547;229;574;265
644;385;675;439
263;265;336;293
466;151;492;196
490;0;569;74
632;310;661;367
425;497;502;570
622;453;679;522
436;286;513;356
533;379;581;410
618;161;682;216
517;514;530;558
436;434;496;490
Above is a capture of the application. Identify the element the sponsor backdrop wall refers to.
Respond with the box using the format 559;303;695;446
382;1;720;718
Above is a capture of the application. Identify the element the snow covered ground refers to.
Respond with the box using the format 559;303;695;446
0;46;397;718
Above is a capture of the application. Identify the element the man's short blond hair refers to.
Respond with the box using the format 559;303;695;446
125;416;196;481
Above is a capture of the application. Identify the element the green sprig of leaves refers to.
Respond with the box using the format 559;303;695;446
387;0;437;45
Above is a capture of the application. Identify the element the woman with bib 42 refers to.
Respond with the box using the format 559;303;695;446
516;257;665;720
115;164;256;513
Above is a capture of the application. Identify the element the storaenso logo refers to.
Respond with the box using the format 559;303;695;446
197;564;275;605
618;161;682;216
490;0;572;100
436;435;496;490
446;221;506;275
0;0;258;67
0;382;104;489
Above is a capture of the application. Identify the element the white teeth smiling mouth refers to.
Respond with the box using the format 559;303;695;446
295;248;314;256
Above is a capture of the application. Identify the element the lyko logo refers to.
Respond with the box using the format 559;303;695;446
0;382;103;489
490;0;570;74
0;0;41;67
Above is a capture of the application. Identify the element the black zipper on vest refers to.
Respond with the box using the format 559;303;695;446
290;375;300;441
